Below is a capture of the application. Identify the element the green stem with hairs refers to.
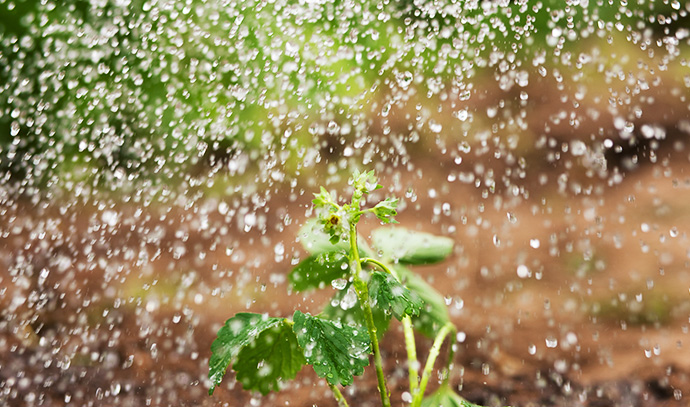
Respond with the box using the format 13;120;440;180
361;257;392;274
329;383;350;407
411;322;457;407
360;257;421;398
349;227;391;407
403;315;420;395
442;327;457;386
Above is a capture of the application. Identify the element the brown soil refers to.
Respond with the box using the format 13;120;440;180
4;144;690;407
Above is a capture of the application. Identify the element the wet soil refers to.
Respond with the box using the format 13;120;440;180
4;143;690;407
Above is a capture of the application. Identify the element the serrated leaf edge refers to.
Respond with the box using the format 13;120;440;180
208;313;283;394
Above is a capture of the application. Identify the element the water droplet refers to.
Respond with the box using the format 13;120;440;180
566;332;578;345
340;287;357;310
545;337;558;348
331;278;347;290
274;242;285;262
455;109;468;121
429;120;443;133
517;265;530;279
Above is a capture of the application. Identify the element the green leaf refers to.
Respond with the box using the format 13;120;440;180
421;383;486;407
289;251;349;292
372;227;454;265
368;271;424;321
234;321;306;395
208;313;283;394
372;197;399;224
320;283;391;340
298;218;371;257
397;267;450;338
292;311;371;387
298;218;350;255
351;169;381;195
312;186;337;209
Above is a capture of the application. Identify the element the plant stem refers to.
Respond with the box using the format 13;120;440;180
349;227;391;407
329;383;350;407
411;322;456;407
402;315;420;395
442;326;457;386
361;257;421;397
361;257;392;274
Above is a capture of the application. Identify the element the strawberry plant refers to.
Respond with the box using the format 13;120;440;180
208;170;485;407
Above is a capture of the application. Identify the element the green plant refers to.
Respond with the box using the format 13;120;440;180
208;170;484;407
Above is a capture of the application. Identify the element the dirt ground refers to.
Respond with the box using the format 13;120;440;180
4;140;690;407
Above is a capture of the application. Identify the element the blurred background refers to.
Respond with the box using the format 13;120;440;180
2;0;690;405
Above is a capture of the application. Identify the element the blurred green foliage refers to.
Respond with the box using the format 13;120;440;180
590;289;679;326
1;0;687;192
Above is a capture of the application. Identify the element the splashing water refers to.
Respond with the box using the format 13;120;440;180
2;1;690;405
